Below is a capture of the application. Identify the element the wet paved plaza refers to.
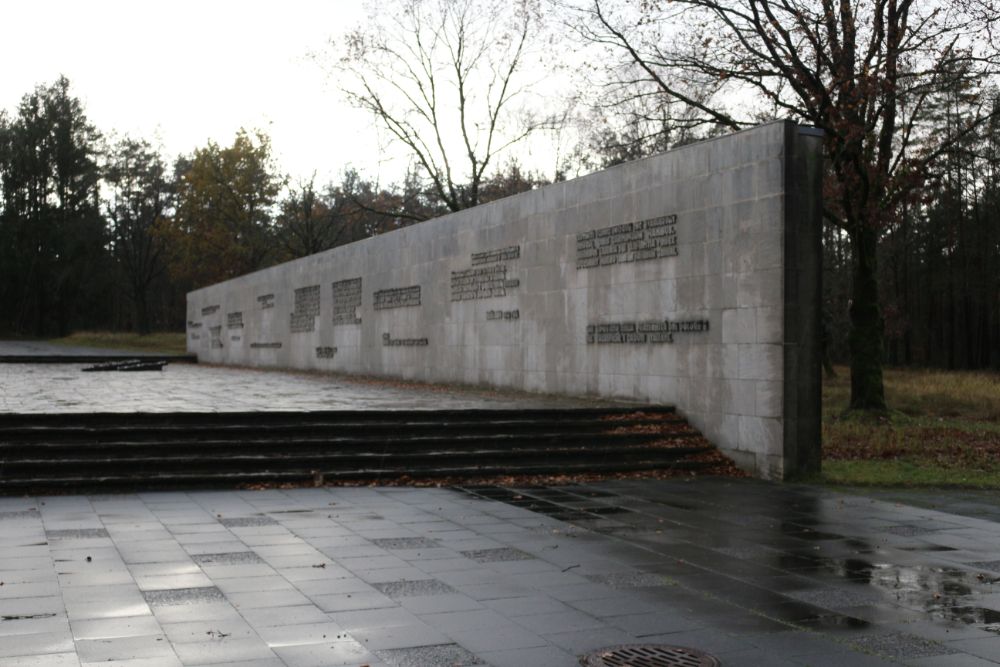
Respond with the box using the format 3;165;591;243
2;480;1000;666
0;363;614;414
3;343;1000;664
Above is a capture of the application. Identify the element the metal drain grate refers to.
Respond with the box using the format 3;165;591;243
581;644;720;667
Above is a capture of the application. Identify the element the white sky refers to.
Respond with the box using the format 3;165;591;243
0;0;405;186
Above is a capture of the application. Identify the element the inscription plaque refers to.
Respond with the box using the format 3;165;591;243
472;245;520;265
374;285;421;310
451;245;521;301
201;305;220;316
231;335;241;342
257;293;275;309
226;311;243;329
332;278;363;325
290;285;321;333
576;215;678;269
487;309;520;320
316;346;337;359
586;319;709;344
451;265;520;301
382;332;429;346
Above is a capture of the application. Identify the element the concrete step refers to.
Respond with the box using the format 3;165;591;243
0;406;719;492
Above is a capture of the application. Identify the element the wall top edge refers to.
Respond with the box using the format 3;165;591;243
186;120;802;299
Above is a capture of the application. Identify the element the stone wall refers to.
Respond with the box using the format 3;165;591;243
187;121;822;479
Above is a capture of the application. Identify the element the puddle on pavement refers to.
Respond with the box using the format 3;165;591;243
456;484;1000;634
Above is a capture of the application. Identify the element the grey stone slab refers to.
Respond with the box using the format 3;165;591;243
2;654;80;667
943;636;1000;662
63;597;154;622
0;630;75;658
0;614;70;638
566;594;660;618
328;606;424;632
311;591;397;613
0;595;66;617
271;640;374;667
448;623;549;652
511;609;606;635
70;616;162;640
255;621;349;648
479;645;580;667
297;577;377;597
785;586;882;609
418;608;512;633
485;595;572;617
398;593;484;614
159;618;258;644
171;637;276;665
148;601;242;625
75;634;176;663
239;604;331;628
125;562;200;578
351;622;453;650
133;573;214;591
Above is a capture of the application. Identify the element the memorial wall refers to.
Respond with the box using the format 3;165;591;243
187;121;822;478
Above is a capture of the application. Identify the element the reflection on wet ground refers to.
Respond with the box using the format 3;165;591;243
459;478;1000;664
0;362;622;413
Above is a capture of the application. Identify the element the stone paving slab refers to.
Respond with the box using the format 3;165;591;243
1;480;1000;665
0;361;624;413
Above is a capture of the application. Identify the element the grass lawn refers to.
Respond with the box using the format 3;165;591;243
47;331;188;355
822;366;1000;488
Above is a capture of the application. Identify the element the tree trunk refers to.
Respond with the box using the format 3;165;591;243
848;224;887;411
135;292;150;335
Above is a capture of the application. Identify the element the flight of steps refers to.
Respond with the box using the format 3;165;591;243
0;407;718;492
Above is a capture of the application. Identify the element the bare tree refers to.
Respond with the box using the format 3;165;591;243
573;0;1000;411
331;0;553;213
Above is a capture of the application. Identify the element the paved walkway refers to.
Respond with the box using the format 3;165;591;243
0;362;619;413
2;479;1000;666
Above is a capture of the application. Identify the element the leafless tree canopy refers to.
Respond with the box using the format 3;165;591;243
576;0;1000;224
335;0;553;212
571;0;1000;410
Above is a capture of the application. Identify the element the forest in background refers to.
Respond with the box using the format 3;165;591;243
0;0;998;394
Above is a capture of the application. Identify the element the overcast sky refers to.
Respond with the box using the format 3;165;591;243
0;0;405;185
